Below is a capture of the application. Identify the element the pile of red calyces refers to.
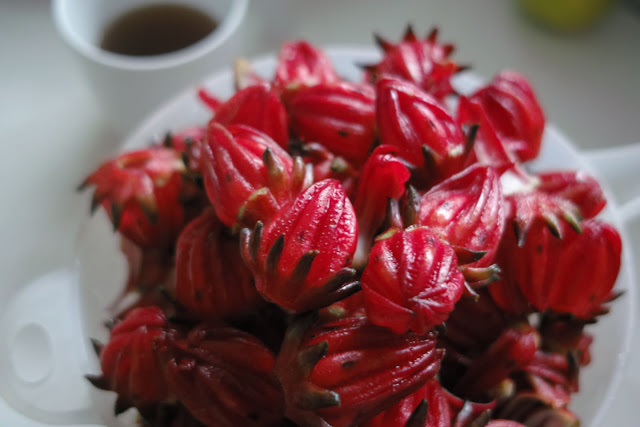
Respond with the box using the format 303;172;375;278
81;27;622;427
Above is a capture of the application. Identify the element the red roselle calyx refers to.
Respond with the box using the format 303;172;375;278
213;82;290;150
457;95;521;177
536;170;606;219
287;81;377;167
490;218;622;320
417;164;505;270
361;226;465;335
201;122;297;229
174;208;262;320
376;76;469;187
365;26;464;102
275;40;339;92
162;324;283;427
453;322;540;401
506;190;583;247
275;315;443;427
353;144;411;268
79;146;189;249
87;307;171;413
458;70;545;164
241;179;359;313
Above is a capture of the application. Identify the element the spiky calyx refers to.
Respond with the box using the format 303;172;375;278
353;145;411;268
162;324;284;427
457;95;524;180
201;123;296;229
241;179;359;313
376;76;469;187
417;164;505;270
361;226;465;335
489;218;621;319
79;146;189;248
506;190;582;247
87;307;172;413
536;170;606;219
459;71;545;164
365;26;465;101
275;315;443;427
213;83;290;150
274;40;340;93
287;81;377;167
174;208;262;320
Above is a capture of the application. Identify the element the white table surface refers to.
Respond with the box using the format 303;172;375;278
1;0;639;426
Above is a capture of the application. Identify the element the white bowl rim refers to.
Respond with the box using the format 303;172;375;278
110;44;637;427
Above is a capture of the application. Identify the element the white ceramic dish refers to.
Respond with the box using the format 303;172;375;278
0;47;637;426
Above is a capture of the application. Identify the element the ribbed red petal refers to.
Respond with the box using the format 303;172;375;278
459;71;545;163
164;325;283;427
276;316;443;427
288;81;376;166
175;208;262;319
202;122;293;227
243;179;358;312
214;83;289;149
418;164;505;267
537;170;606;219
366;27;460;101
99;307;170;408
362;227;465;335
376;77;467;185
275;40;339;90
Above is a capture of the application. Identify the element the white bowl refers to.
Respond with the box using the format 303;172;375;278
1;47;636;426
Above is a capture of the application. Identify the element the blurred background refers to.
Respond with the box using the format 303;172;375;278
0;0;639;426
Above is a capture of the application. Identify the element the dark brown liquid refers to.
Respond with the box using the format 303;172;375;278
100;4;218;56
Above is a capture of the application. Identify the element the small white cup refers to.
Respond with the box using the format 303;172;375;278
52;0;249;135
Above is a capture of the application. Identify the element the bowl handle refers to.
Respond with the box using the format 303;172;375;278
0;267;102;425
584;142;640;224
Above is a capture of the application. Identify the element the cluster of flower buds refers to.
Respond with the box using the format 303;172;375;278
81;26;621;427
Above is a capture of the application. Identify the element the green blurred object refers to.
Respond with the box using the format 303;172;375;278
518;0;615;32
